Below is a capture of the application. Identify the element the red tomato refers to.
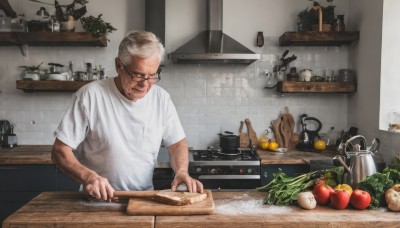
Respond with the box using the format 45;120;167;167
330;190;350;210
350;189;371;210
312;184;334;205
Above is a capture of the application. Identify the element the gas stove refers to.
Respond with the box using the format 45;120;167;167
188;147;261;189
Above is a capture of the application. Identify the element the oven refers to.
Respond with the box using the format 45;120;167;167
153;147;261;190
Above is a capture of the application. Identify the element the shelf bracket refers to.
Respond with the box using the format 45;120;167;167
19;44;28;56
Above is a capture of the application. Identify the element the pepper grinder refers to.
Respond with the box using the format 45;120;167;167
256;32;264;47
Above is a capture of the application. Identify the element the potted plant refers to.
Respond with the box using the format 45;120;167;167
54;0;88;31
296;0;335;32
19;62;43;80
80;14;116;39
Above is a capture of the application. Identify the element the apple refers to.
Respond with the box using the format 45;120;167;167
330;190;350;210
312;184;334;205
350;189;371;210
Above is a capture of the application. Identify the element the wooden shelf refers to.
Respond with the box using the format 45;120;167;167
279;31;360;46
0;32;107;47
277;81;357;93
16;80;93;92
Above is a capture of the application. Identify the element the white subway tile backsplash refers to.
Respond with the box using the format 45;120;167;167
1;34;350;147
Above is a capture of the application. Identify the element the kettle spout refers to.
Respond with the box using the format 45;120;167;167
333;155;351;173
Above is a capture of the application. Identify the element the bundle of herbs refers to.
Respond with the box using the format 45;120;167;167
256;167;344;205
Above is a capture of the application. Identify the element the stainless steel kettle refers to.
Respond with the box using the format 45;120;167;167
333;135;379;188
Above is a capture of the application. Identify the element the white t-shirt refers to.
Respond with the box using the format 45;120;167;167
54;78;185;191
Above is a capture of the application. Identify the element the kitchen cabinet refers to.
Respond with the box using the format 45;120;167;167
0;164;79;223
277;81;357;94
279;31;360;46
16;80;93;92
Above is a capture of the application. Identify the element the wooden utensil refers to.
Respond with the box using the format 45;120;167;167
271;118;284;148
245;118;258;148
280;107;295;148
239;121;249;148
114;191;157;199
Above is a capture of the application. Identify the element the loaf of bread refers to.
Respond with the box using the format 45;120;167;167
154;190;207;206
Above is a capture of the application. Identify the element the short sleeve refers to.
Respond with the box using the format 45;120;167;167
162;97;185;147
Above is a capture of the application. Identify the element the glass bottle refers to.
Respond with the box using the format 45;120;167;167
86;63;93;81
325;127;337;151
67;61;74;81
334;15;345;32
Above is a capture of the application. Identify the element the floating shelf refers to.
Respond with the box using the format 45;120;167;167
0;32;107;47
277;81;357;94
16;80;93;92
279;31;360;46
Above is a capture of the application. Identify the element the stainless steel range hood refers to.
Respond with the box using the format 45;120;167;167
168;0;260;64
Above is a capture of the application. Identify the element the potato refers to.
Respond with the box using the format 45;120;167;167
297;192;317;210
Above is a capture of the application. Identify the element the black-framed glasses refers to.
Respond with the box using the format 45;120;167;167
121;64;161;84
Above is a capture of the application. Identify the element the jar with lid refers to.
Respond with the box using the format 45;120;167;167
286;67;299;81
334;15;345;32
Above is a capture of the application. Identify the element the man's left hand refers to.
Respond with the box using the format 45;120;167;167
171;170;204;193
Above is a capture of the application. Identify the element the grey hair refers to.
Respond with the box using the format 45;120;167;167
118;30;165;65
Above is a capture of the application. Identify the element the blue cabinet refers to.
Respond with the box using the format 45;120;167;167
0;164;79;223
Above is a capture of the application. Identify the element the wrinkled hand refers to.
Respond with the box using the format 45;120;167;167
171;170;203;193
84;173;115;200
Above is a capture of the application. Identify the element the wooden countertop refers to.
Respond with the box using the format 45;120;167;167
4;191;400;228
2;192;154;228
0;145;53;164
0;145;336;165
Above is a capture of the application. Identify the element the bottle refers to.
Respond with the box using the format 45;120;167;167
256;32;264;47
86;63;93;81
258;130;269;150
325;127;337;151
67;61;74;81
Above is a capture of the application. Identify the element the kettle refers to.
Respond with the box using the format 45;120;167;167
333;135;378;188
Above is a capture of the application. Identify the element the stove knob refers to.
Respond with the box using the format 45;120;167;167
210;168;216;174
247;168;253;174
239;168;244;175
196;167;202;173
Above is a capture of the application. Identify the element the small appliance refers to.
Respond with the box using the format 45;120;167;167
0;120;17;148
296;114;322;151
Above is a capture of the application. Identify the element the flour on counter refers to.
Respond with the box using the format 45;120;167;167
215;194;293;215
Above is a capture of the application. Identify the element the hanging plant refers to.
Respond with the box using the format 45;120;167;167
81;14;117;39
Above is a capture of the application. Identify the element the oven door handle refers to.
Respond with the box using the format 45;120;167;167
197;175;260;180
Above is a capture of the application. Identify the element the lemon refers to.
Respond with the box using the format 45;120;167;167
314;140;327;151
268;142;279;151
260;141;269;150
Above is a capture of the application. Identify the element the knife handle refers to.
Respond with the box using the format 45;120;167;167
113;191;157;198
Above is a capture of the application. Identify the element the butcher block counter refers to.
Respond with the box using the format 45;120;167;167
3;191;400;228
0;145;336;165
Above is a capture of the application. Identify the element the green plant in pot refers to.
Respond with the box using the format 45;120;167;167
297;0;335;32
19;62;43;81
309;0;335;31
81;14;117;39
54;0;88;31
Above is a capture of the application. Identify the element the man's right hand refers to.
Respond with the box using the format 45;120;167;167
84;173;115;201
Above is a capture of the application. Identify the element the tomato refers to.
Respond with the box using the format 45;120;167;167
330;190;350;210
350;189;371;210
312;184;334;205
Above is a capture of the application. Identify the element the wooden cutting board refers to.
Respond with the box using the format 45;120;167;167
239;121;249;148
126;190;214;216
